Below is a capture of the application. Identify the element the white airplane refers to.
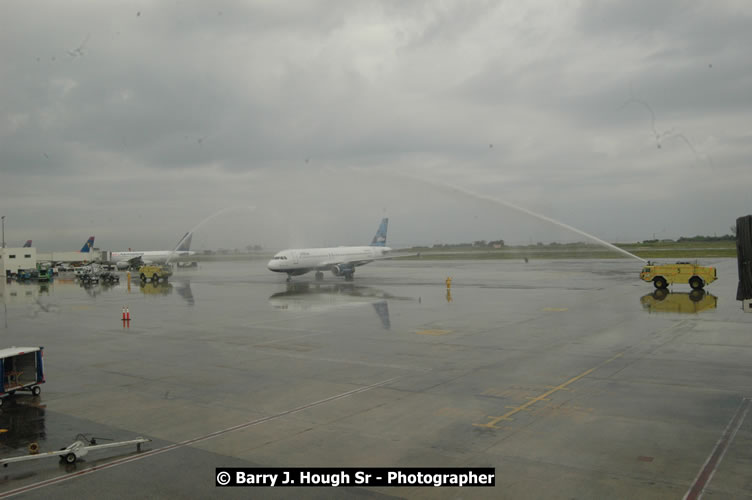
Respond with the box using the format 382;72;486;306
110;232;195;270
268;218;391;281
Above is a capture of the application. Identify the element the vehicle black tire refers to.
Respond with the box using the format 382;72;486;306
32;386;41;396
0;398;4;407
140;273;146;281
653;277;668;289
152;274;159;282
65;453;76;464
689;276;704;290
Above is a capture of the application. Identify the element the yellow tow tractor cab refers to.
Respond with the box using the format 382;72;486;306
640;261;717;290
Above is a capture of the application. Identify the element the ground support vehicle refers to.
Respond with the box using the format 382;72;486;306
37;266;53;282
0;347;44;407
640;262;717;290
0;434;151;466
138;264;172;282
99;271;120;283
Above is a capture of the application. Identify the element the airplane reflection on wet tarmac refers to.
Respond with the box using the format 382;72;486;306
640;289;718;314
268;282;410;330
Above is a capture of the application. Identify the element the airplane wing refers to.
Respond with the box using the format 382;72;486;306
315;251;417;270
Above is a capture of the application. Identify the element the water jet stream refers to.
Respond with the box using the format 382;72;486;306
166;206;256;264
384;172;646;263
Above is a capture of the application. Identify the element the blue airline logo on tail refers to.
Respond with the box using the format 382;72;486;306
80;236;95;253
370;218;388;247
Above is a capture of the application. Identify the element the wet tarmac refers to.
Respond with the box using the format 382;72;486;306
0;259;751;499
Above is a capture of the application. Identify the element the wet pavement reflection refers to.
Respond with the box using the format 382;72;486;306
268;282;409;329
138;280;194;306
640;289;718;314
0;399;46;452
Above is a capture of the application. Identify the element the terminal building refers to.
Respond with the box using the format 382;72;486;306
2;247;101;277
1;247;37;276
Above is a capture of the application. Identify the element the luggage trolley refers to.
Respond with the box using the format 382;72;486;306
0;346;45;406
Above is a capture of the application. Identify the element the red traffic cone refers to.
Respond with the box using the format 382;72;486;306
122;307;126;320
126;307;131;321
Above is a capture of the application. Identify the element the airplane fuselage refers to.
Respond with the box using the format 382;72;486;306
110;250;195;264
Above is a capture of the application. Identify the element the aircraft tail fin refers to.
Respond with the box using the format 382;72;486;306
22;240;32;248
175;232;193;252
369;218;388;247
80;236;95;253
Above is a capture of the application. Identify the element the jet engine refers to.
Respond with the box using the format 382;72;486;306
331;264;354;277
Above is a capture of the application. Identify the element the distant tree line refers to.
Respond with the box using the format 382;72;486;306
429;239;505;249
642;234;736;244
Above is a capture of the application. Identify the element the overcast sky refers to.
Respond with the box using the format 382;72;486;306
1;0;750;252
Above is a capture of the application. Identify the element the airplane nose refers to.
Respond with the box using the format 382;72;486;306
267;259;277;270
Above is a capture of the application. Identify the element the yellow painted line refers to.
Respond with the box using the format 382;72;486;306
0;429;7;433
543;307;568;312
474;350;626;429
416;329;452;336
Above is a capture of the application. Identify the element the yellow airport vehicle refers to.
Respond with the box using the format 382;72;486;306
640;289;718;314
640;261;717;290
138;264;172;283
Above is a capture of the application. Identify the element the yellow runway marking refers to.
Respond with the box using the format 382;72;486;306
474;350;625;429
416;329;452;336
542;307;568;312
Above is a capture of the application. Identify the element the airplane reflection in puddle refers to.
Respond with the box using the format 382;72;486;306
640;289;717;314
268;283;410;330
138;281;194;306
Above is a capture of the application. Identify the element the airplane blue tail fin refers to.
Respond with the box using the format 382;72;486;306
370;218;388;247
22;240;32;248
80;236;95;252
175;232;193;252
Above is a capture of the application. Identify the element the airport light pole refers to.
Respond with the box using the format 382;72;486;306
1;215;4;249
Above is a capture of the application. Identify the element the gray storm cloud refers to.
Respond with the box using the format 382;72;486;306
1;0;750;251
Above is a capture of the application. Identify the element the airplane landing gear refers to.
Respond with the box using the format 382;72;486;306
344;272;354;281
286;274;292;282
315;271;324;281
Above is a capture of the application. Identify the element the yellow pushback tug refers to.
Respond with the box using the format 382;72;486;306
640;262;717;290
